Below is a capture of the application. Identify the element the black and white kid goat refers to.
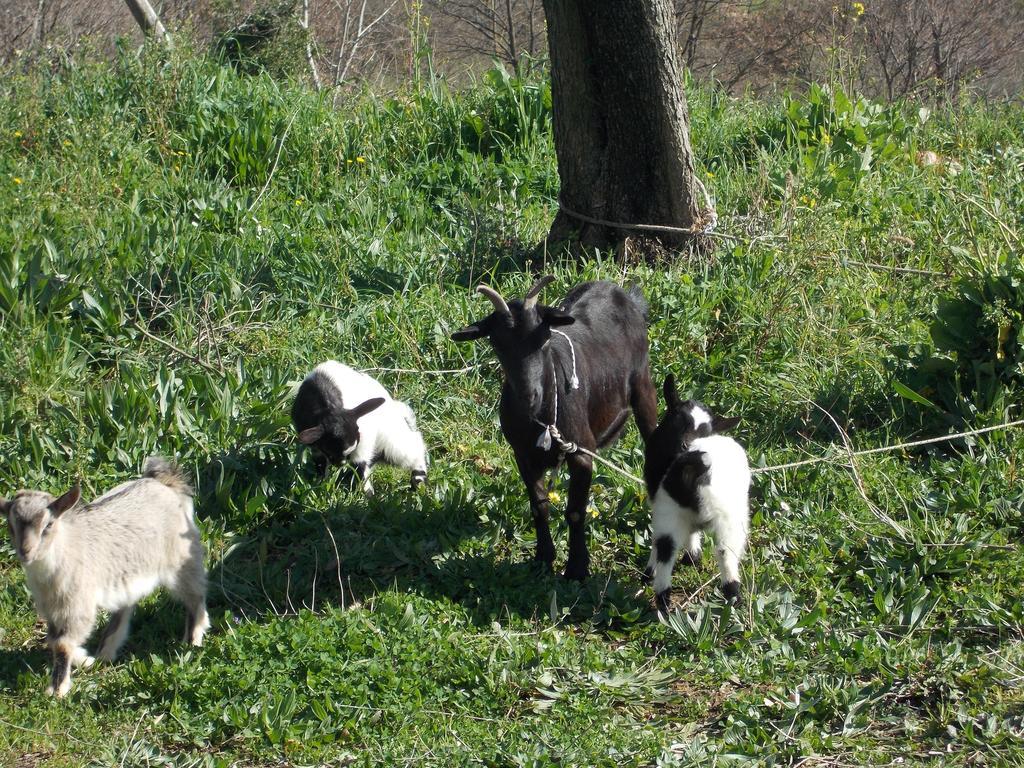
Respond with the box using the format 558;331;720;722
451;275;658;580
292;361;428;494
643;375;751;610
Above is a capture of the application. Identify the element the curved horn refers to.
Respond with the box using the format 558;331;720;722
476;284;510;315
523;274;555;309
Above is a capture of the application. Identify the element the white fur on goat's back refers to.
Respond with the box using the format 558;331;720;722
24;476;203;625
311;360;391;404
688;435;751;526
311;360;428;473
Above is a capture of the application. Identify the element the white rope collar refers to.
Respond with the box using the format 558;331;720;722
535;330;580;452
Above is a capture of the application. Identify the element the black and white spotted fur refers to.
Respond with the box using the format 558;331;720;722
292;361;428;494
642;375;750;610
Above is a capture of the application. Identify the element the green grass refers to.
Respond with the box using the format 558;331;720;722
2;44;1024;766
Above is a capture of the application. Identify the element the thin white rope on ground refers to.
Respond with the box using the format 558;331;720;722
541;417;1024;489
751;418;1024;475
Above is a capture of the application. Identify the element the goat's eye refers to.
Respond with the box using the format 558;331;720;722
42;521;53;534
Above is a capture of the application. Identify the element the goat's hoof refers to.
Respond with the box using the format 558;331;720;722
534;546;556;569
561;564;589;582
656;589;674;612
533;558;555;576
680;550;702;567
640;567;653;585
410;471;427;490
655;590;672;613
722;581;741;604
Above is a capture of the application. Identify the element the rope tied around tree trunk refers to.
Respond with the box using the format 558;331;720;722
557;175;719;238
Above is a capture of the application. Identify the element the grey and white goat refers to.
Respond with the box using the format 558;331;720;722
643;375;751;610
1;458;209;697
292;361;429;495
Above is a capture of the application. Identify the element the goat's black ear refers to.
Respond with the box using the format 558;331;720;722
712;414;741;433
49;484;80;517
542;307;575;327
349;397;386;419
663;374;681;410
297;425;325;444
451;323;488;342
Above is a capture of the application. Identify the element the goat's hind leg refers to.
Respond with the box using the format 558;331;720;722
630;369;659;442
713;512;748;604
97;606;134;662
173;547;211;647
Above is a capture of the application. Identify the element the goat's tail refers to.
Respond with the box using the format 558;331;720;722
142;456;194;497
625;284;649;323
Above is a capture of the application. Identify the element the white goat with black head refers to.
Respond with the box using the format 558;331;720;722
643;375;750;610
451;275;658;580
292;361;428;495
1;457;209;697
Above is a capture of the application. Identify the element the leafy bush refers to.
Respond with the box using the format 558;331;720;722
905;263;1024;415
760;83;911;199
461;64;552;160
174;68;287;185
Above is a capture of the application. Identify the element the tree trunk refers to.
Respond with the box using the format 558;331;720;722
542;0;708;252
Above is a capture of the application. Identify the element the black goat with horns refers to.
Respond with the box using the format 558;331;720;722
451;275;658;579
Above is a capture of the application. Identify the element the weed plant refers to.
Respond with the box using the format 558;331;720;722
1;42;1023;766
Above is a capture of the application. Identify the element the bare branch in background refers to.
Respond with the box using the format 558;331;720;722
299;0;323;89
675;0;733;72
33;0;46;44
425;0;544;71
854;0;1024;100
0;0;1021;99
123;0;172;45
327;0;396;90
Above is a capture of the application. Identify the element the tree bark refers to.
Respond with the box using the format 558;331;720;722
542;0;708;252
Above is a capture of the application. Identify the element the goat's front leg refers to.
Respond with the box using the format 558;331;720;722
514;452;555;570
563;452;593;581
355;461;374;497
46;613;94;698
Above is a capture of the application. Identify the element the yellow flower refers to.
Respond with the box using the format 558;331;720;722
62;140;72;147
588;507;598;518
356;156;366;164
852;2;865;16
705;170;715;178
346;159;353;165
12;177;22;184
294;197;304;205
548;490;562;504
13;130;22;138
